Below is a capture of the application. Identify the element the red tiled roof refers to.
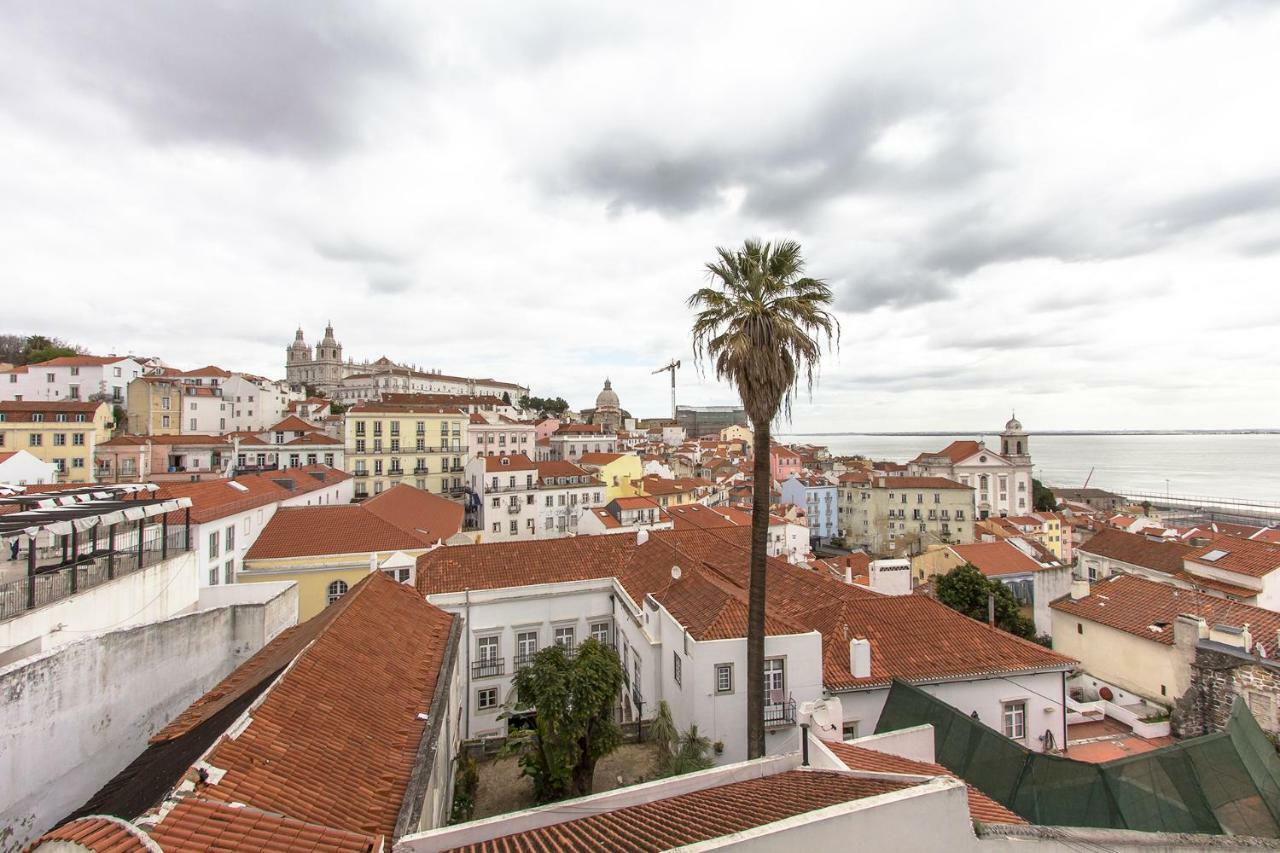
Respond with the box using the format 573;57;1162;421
1185;536;1280;579
348;403;466;416
877;476;971;490
283;432;341;446
156;465;351;524
0;400;106;419
950;542;1052;576
445;770;912;852
483;453;536;472
179;365;233;378
147;797;379;852
1078;528;1192;574
194;573;457;840
535;460;599;485
29;815;153;851
914;440;984;464
610;496;663;511
267;415;318;432
29;354;133;367
1051;573;1280;646
246;485;459;559
577;452;626;465
826;741;1025;824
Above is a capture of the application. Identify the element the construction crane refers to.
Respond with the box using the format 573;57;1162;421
652;358;681;420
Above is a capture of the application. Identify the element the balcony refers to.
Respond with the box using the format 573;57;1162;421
763;698;797;728
388;467;404;477
514;652;538;670
472;657;505;679
1;529;192;622
413;466;429;475
506;504;522;514
353;470;369;478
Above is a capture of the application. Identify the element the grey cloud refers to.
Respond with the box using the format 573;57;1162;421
367;273;414;295
1140;176;1280;236
837;270;955;313
932;331;1076;351
314;237;409;265
9;1;415;157
551;81;992;220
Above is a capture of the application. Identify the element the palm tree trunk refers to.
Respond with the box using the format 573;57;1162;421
747;419;771;759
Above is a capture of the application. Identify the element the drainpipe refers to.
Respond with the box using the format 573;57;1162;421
801;723;810;766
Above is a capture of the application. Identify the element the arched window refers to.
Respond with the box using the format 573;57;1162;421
979;474;989;491
327;579;349;606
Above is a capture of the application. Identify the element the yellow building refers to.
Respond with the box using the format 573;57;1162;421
0;400;113;483
239;484;462;619
719;424;752;444
125;376;182;435
578;451;644;501
345;402;468;499
637;475;710;509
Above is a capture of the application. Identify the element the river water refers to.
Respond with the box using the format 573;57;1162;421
775;433;1280;506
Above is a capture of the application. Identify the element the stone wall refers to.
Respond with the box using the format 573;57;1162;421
1173;643;1280;740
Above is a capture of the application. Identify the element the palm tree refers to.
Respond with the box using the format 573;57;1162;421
688;239;838;758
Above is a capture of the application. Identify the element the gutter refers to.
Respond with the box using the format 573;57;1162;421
393;612;463;840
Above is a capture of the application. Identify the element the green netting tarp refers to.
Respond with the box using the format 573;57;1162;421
874;679;1280;835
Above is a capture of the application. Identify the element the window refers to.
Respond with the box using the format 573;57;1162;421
53;433;66;446
477;687;498;711
673;651;682;686
554;625;575;649
715;663;733;694
225;525;235;551
208;567;218;585
1002;701;1026;740
326;579;349;606
763;658;785;701
224;560;234;584
517;630;538;662
208;530;220;559
590;621;610;644
72;433;85;446
30;434;43;446
477;635;499;661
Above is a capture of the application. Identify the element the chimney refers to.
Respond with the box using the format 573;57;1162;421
844;563;853;585
1209;623;1250;650
369;552;378;574
849;638;871;679
1070;578;1090;600
637;529;649;545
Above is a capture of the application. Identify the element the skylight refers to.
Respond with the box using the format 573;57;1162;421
1201;549;1230;562
228;482;249;492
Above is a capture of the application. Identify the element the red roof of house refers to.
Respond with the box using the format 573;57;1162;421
1051;573;1280;646
1077;527;1192;574
950;542;1052;576
180;365;233;378
878;476;971;490
446;771;912;852
268;415;318;432
483;453;537;472
1185;536;1280;579
246;485;460;558
157;572;456;841
0;400;106;420
155;465;350;524
29;354;132;367
28;816;153;851
825;741;1025;825
577;451;626;465
147;797;379;852
913;440;984;464
536;460;599;485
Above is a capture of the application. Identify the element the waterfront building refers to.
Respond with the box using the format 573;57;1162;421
909;415;1034;518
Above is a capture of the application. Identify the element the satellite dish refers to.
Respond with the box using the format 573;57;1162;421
671;565;682;580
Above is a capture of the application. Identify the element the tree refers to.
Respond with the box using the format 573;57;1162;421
508;639;624;802
935;563;1035;639
1032;479;1057;512
688;239;838;758
651;701;714;777
502;391;512;405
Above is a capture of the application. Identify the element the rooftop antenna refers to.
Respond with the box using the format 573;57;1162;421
652;358;681;420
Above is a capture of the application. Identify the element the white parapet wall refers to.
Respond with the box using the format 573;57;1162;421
0;580;298;852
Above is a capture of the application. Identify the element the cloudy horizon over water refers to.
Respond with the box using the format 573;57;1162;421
5;2;1280;431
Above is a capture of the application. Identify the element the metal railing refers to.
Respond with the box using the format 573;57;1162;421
506;504;522;514
513;652;538;670
763;698;797;728
0;528;192;622
472;657;505;678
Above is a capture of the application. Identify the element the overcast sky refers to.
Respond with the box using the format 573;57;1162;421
4;1;1279;431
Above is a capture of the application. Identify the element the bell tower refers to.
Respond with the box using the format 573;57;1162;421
1000;413;1029;461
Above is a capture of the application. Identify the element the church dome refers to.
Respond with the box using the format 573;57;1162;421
1004;413;1024;432
595;378;620;410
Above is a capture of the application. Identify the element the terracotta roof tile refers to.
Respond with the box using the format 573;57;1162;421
147;797;377;852
267;415;319;432
245;485;459;559
483;453;536;472
445;770;912;852
825;742;1025;825
30;355;133;367
950;542;1053;575
196;573;457;839
1185;536;1280;579
29;815;155;852
156;465;350;524
1051;573;1280;646
1077;528;1192;574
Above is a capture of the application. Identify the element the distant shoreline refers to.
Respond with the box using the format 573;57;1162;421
776;430;1280;437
